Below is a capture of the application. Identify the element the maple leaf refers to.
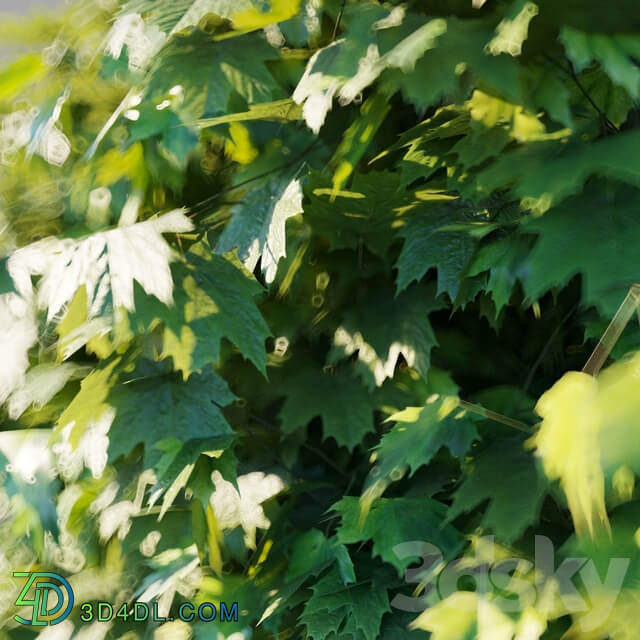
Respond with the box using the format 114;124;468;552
299;565;390;640
448;435;547;543
166;0;301;34
133;243;271;377
560;26;640;99
53;357;236;483
209;470;286;549
6;209;193;323
329;284;444;389
529;351;640;540
304;170;423;256
7;2;640;636
332;497;464;575
527;370;605;539
145;28;282;121
216;176;303;284
362;395;479;502
521;187;640;317
410;592;546;640
285;529;354;584
292;4;445;133
466;233;532;315
385;17;522;113
560;502;640;639
278;364;378;451
474;130;640;215
394;204;476;299
486;1;539;57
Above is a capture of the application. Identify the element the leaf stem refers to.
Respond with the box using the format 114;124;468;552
331;0;347;42
187;140;320;220
542;53;619;134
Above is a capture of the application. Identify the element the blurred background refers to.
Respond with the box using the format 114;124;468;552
0;0;65;12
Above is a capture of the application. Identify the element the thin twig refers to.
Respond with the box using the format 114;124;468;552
542;53;618;134
458;399;532;433
331;0;347;42
582;284;640;376
248;411;350;478
568;64;619;134
187;140;319;220
522;303;579;394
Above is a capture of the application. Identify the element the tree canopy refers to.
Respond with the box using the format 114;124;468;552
1;1;640;638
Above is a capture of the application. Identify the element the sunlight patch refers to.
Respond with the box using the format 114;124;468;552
0;295;38;404
293;19;445;133
38;209;192;318
105;13;166;72
210;471;286;549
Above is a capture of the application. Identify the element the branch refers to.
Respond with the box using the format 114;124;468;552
542;53;619;134
331;0;347;42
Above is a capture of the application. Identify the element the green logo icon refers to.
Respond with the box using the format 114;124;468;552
13;572;74;626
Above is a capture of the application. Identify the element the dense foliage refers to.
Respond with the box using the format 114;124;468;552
1;1;640;638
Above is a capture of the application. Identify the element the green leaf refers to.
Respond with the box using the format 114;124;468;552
193;98;302;127
216;175;303;284
332;496;464;575
292;5;445;132
109;365;236;473
115;0;193;33
133;244;271;377
559;501;640;637
278;364;378;451
278;0;323;46
409;591;527;640
577;66;634;126
387;17;522;113
193;573;267;636
188;448;239;507
299;565;390;640
521;187;640;316
55;357;236;473
128;106;199;169
451;123;512;170
560;27;640;99
524;66;574;129
0;256;16;295
257;533;355;632
145;28;282;120
466;233;532;315
379;108;470;187
448;436;547;542
285;529;353;583
8;2;640;636
166;0;303;33
466;89;546;142
304;170;423;256
474;129;640;214
364;396;479;498
486;0;539;57
329;284;445;389
328;91;391;194
394;205;476;299
114;370;234;466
